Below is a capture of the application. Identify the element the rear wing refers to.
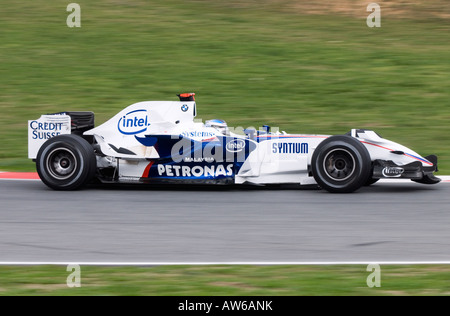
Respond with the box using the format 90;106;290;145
28;114;72;159
28;112;95;159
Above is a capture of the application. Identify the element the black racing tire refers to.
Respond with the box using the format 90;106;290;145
312;135;371;193
36;134;96;190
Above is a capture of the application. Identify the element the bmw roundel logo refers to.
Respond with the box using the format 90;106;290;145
181;104;189;112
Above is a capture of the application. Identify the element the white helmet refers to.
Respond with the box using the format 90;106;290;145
205;119;229;136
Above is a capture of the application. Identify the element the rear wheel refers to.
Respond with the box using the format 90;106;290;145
36;134;96;190
312;135;371;193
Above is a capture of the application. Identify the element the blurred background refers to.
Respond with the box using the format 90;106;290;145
1;0;449;172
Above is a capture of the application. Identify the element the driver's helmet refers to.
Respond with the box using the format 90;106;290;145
205;119;229;136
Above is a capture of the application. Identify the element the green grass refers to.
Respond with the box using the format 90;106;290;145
1;265;450;296
0;0;449;172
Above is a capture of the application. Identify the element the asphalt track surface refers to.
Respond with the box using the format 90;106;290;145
1;178;450;263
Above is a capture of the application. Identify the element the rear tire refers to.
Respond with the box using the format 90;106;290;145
312;135;371;193
36;134;96;190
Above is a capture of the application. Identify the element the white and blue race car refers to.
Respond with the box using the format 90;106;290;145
28;93;440;192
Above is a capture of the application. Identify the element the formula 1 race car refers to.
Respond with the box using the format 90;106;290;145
28;93;440;192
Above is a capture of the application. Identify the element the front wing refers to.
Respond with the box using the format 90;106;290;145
372;154;440;184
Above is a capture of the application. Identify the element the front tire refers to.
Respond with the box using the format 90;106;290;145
312;135;371;193
36;134;96;190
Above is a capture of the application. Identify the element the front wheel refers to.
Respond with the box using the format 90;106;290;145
312;135;371;193
36;134;96;190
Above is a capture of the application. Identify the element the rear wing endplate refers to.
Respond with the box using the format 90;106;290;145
28;114;71;159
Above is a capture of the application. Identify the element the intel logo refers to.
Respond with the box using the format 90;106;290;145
382;167;404;178
118;109;150;135
226;139;246;153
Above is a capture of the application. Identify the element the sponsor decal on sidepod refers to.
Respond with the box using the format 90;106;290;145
181;131;216;138
118;109;151;135
272;142;308;154
157;164;233;178
226;139;246;153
